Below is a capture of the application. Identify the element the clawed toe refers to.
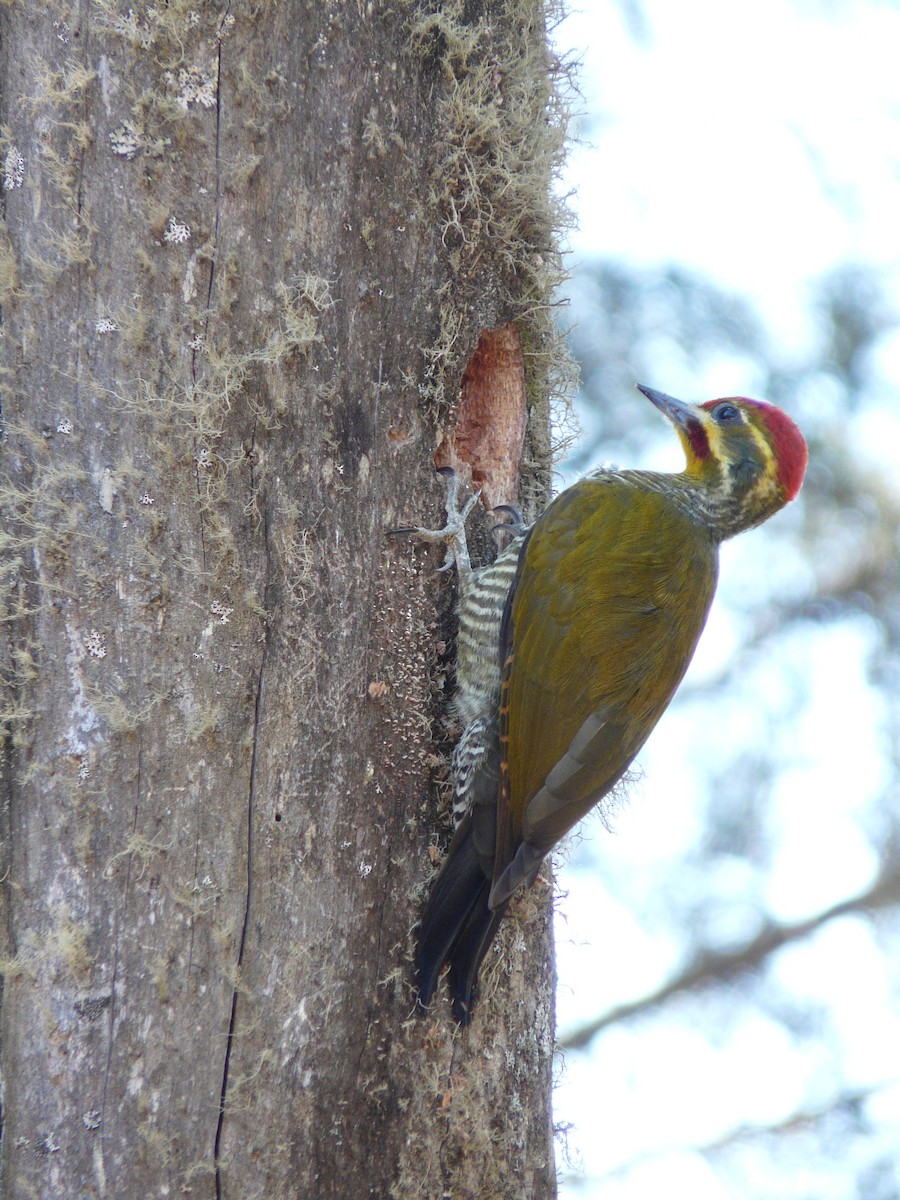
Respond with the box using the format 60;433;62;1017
390;468;481;574
491;504;526;539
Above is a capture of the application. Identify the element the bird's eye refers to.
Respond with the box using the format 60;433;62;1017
712;402;741;424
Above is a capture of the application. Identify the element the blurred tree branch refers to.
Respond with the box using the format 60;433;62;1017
576;1074;900;1188
560;860;900;1050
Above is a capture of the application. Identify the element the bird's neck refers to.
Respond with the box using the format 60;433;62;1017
612;467;751;542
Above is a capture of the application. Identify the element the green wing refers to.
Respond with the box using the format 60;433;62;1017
490;475;718;907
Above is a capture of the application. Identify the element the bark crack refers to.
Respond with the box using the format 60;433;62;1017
213;647;265;1199
204;29;225;324
214;434;269;1199
70;4;92;420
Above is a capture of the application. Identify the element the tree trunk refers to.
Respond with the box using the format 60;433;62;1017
0;2;568;1197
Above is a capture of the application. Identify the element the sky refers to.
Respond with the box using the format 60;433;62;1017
559;0;900;362
550;2;900;1196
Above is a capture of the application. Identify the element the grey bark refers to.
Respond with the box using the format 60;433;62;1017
0;2;568;1198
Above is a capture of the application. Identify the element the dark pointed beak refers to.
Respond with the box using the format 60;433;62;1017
636;384;697;430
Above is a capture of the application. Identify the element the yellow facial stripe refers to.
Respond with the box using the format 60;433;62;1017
744;418;782;504
703;419;726;466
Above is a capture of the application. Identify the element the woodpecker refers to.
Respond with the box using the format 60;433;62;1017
404;386;808;1023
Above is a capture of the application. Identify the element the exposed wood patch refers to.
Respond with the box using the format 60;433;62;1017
434;323;527;511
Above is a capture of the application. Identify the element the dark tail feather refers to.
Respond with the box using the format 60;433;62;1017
447;894;505;1024
415;816;506;1022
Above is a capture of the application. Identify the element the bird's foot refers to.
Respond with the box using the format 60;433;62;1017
392;467;480;575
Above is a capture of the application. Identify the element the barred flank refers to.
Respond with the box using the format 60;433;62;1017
453;538;524;728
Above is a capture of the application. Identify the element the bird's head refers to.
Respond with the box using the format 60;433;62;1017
637;385;808;538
